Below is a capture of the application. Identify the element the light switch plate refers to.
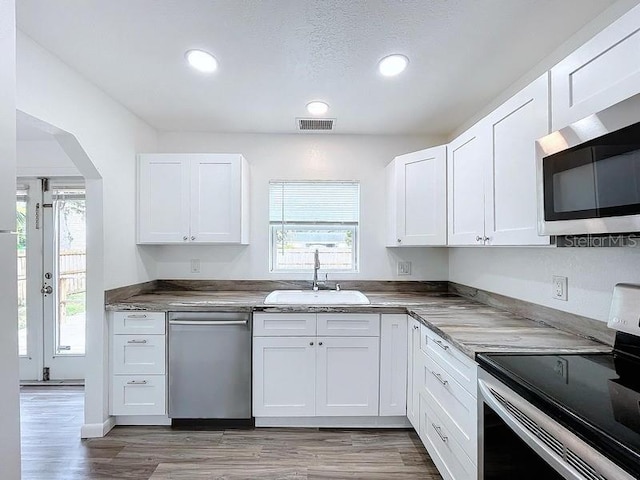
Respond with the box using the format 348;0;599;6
190;259;201;274
398;261;411;275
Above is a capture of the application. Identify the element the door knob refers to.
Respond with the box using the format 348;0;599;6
41;285;53;294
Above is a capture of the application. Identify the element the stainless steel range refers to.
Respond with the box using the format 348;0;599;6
477;284;640;479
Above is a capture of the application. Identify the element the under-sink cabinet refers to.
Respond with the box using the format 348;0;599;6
109;311;167;416
408;320;479;480
252;313;408;424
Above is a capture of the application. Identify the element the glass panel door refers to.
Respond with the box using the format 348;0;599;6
16;190;27;356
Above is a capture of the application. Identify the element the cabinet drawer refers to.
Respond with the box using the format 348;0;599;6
421;354;477;464
110;375;166;416
112;311;166;335
423;326;477;397
317;314;380;337
253;313;316;336
112;335;166;375
420;396;477;480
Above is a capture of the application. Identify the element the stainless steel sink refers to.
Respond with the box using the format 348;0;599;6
263;290;370;305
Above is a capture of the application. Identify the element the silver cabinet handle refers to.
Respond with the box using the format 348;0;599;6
413;325;419;330
432;423;448;443
483;236;490;243
183;236;188;241
191;236;196;241
127;380;148;385
126;314;147;319
397;238;402;243
431;370;448;386
434;339;449;351
127;339;148;344
310;342;314;346
476;235;483;242
318;342;323;346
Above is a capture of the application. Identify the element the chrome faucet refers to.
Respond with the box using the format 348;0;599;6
312;249;321;291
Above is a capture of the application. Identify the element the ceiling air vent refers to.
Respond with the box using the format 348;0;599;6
297;118;335;132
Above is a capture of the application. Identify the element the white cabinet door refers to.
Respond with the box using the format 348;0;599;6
379;315;408;416
447;124;488;246
551;4;640;131
316;336;379;416
252;336;316;417
407;318;421;429
137;154;190;243
387;146;447;246
484;73;550;246
190;154;246;244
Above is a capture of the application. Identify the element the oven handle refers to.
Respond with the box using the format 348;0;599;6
478;376;635;480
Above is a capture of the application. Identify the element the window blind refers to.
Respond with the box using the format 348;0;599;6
269;181;360;223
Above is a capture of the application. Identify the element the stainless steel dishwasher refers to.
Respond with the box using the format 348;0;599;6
168;312;252;422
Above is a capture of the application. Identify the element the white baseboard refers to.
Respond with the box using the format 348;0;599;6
255;416;411;428
115;415;171;426
81;416;116;438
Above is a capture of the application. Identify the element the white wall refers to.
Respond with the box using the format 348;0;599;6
151;132;449;281
16;31;159;435
0;0;21;478
17;139;80;177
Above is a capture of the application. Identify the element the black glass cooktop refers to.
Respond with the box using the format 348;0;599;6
478;350;640;477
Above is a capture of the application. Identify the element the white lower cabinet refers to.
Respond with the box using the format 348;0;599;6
379;314;408;416
410;321;478;480
406;317;422;429
252;336;316;417
253;313;392;419
110;311;167;416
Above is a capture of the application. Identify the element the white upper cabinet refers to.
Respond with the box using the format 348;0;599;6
447;124;488;245
448;74;550;246
386;146;447;246
551;4;640;131
137;153;249;244
484;73;550;246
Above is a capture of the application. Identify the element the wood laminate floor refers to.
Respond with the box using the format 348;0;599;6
21;386;442;479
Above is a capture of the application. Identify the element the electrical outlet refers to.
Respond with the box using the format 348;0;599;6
398;261;411;275
552;275;568;301
190;259;201;274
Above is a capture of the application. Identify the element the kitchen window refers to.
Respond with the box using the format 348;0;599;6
269;181;360;272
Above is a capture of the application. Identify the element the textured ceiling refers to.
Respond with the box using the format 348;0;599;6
16;0;617;135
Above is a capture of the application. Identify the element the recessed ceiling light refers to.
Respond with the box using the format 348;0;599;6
185;49;218;73
306;101;329;115
378;54;409;77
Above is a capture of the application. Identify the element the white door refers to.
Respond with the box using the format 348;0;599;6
18;180;86;381
252;336;316;417
190;154;242;243
137;154;190;244
447;124;488;246
407;318;421;429
396;146;447;246
484;74;550;246
315;336;379;416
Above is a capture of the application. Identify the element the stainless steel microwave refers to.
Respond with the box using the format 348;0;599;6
536;94;640;236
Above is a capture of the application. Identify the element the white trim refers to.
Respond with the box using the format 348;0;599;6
81;416;115;438
115;415;171;426
255;416;411;428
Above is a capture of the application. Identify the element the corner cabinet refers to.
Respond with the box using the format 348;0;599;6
551;3;640;131
448;73;550;246
386;146;447;246
137;153;250;244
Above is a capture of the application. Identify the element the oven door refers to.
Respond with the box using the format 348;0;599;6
478;368;634;480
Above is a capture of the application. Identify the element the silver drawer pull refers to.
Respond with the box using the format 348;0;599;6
126;314;148;319
434;339;449;351
431;370;448;386
126;380;148;385
432;423;448;443
127;339;148;344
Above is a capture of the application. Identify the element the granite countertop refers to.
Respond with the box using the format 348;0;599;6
106;288;611;359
